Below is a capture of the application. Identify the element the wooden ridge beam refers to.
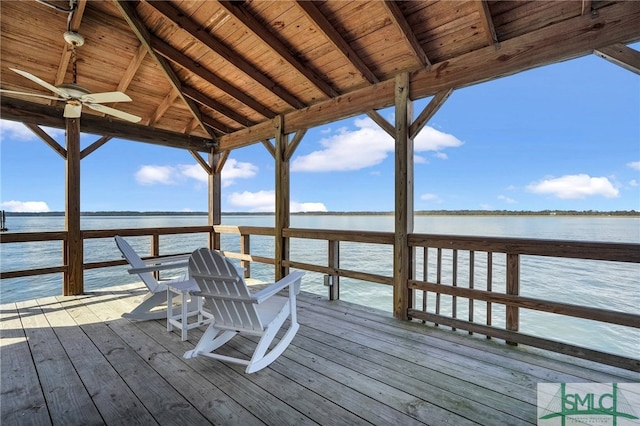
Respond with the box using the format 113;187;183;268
1;97;216;152
296;0;379;84
218;1;640;151
114;0;216;139
217;0;339;98
147;1;306;110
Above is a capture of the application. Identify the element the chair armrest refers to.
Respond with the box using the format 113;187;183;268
252;271;305;304
128;256;189;274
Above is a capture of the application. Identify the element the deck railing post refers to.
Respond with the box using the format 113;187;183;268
209;151;222;250
506;253;520;344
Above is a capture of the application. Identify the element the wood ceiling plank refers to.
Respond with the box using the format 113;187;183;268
296;0;379;84
147;1;306;109
382;1;432;70
113;0;215;138
218;1;640;151
150;36;276;119
217;1;338;98
181;86;256;127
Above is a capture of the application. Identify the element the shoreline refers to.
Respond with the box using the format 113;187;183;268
4;210;639;217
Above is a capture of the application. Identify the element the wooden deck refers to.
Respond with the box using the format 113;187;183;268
2;283;638;425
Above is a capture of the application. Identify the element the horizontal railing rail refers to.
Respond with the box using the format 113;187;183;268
1;224;638;370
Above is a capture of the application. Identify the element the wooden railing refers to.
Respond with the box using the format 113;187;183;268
1;225;639;371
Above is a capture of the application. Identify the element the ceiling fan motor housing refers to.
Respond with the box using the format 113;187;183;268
63;31;84;47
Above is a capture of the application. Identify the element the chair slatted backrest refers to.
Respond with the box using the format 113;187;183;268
189;248;264;332
115;236;161;293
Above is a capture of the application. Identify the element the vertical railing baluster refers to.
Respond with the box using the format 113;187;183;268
435;247;442;326
469;250;474;334
241;233;250;279
486;251;492;338
151;234;160;280
422;247;428;322
452;249;457;331
328;240;340;300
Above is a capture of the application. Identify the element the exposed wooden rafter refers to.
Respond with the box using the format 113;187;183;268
117;44;147;93
53;0;87;88
147;90;178;125
594;43;640;75
382;1;432;70
296;0;379;84
217;1;339;98
477;0;500;49
151;37;276;119
114;0;216;139
146;1;306;110
181;86;256;128
218;1;640;151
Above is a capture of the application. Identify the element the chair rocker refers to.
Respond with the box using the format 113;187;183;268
184;248;304;374
115;235;197;321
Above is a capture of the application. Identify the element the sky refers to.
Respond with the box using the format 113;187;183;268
1;47;639;213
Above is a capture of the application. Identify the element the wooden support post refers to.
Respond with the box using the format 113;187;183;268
274;115;289;281
506;253;520;345
393;72;414;320
209;150;222;250
152;234;160;280
64;118;83;295
328;240;340;300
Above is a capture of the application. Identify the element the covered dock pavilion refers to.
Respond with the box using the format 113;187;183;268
1;1;639;424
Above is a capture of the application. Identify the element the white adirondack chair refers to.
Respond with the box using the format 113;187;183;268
115;235;197;320
184;248;304;374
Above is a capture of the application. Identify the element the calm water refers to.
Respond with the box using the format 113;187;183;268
1;214;638;358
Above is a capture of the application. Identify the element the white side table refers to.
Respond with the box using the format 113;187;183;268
167;280;212;341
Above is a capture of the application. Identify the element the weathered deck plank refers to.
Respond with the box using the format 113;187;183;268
0;302;50;426
2;283;638;426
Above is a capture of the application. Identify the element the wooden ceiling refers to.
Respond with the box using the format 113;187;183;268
2;0;640;153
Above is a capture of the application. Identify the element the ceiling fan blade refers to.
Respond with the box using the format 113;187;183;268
0;89;65;102
80;91;132;104
85;103;141;123
10;68;68;98
64;103;83;118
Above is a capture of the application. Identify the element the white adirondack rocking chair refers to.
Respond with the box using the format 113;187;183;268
115;235;197;320
184;248;304;374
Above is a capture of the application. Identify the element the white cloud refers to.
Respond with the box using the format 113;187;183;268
179;164;207;183
498;195;516;204
414;126;463;152
135;165;179;185
0;120;36;141
135;159;258;187
291;117;462;172
290;202;328;213
420;193;442;203
526;174;619;199
1;200;50;212
227;190;327;212
221;159;258;187
629;179;638;187
627;161;640;170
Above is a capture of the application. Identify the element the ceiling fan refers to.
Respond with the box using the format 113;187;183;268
0;31;141;123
